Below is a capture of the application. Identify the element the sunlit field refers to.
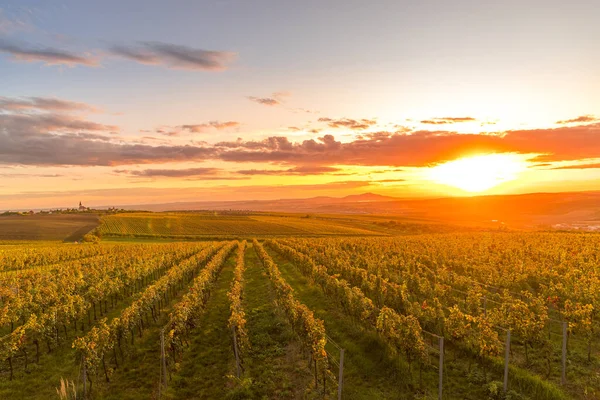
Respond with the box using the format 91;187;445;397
96;213;383;239
1;227;599;399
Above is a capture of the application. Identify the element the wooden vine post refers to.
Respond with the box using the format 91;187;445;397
232;324;241;378
338;348;345;400
504;329;511;392
438;337;444;400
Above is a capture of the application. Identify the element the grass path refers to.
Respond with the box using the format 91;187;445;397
166;254;236;399
238;243;313;399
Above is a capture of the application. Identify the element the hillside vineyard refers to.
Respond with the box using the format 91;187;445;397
1;233;599;399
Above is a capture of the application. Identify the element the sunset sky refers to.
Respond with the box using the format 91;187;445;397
1;0;600;210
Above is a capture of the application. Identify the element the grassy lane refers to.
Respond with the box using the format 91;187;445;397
167;254;237;399
236;243;312;399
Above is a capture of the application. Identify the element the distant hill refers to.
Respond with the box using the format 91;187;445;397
115;191;600;229
337;192;397;202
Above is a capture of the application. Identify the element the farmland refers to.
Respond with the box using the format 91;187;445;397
1;232;599;399
95;213;383;239
0;214;100;242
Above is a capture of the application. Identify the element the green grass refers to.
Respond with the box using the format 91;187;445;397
165;254;237;399
236;243;313;399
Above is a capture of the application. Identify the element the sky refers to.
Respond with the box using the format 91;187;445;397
1;0;600;209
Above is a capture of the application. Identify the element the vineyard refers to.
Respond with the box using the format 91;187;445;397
1;232;599;399
95;213;382;239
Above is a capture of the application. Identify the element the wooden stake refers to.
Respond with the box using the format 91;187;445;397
562;322;567;385
232;325;241;378
439;337;444;400
338;349;345;400
504;329;511;392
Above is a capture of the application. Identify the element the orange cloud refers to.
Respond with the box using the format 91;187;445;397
247;96;280;106
551;162;600;170
236;166;341;175
555;115;598;124
318;117;377;130
156;121;240;136
421;117;477;124
0;97;99;113
3;96;600;169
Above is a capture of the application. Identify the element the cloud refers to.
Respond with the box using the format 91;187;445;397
555;115;598;124
318;117;377;130
420;120;449;125
247;91;291;107
1;113;117;133
236;166;341;176
372;179;406;183
0;96;98;113
247;96;280;106
420;117;477;124
3;96;600;168
551;162;600;170
0;39;98;66
109;42;235;71
501;124;600;162
370;168;404;173
291;107;316;114
114;167;247;180
531;163;553;168
155;121;240;136
363;132;392;140
0;108;215;166
178;121;240;133
213;124;600;166
0;9;30;34
0;173;64;178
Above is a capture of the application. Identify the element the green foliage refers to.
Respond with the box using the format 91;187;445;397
486;381;531;400
82;232;100;243
225;376;253;399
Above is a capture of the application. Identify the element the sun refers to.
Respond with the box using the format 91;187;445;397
427;153;526;193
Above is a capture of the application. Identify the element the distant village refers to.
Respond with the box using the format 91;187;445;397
0;201;123;216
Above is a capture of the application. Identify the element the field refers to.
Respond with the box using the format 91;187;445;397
95;213;384;239
0;214;100;241
0;211;470;243
1;231;599;399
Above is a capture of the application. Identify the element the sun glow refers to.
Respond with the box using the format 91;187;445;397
428;154;526;192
